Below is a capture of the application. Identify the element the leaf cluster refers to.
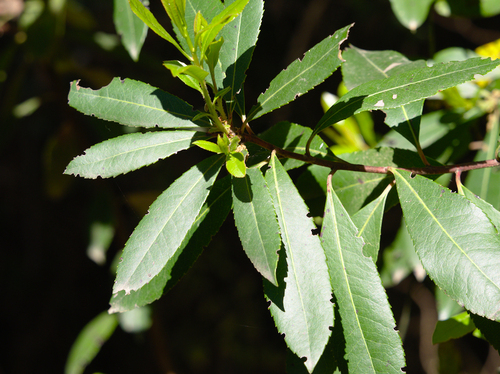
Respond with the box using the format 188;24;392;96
65;0;500;372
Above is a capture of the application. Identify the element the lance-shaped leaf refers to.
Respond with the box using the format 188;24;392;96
264;153;333;373
216;0;263;115
320;175;405;374
113;0;148;61
351;183;392;262
248;25;351;121
172;0;224;55
113;154;225;295
65;312;118;374
128;0;188;59
68;78;209;128
232;167;280;285
461;185;500;230
342;47;428;155
311;57;500;138
392;169;500;320
109;176;232;313
64;130;207;179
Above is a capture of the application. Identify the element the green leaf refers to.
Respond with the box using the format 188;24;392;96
128;0;188;59
432;311;476;344
465;125;500;211
232;168;280;285
226;151;246;177
163;60;206;92
264;153;333;373
470;313;500;352
113;0;148;61
246;121;344;170
461;185;500;230
113;154;225;295
109;176;232;313
248;25;351;121
320;175;405;374
312;57;500;138
389;0;435;31
351;184;392;262
68;78;209;128
392;169;500;320
193;139;222;153
65;312;118;374
197;0;250;59
216;0;263;115
341;47;429;152
172;0;223;55
380;219;425;288
161;0;187;38
330;147;436;215
65;130;207;179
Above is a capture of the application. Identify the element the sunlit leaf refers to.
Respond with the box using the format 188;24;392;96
109;176;232;313
392;169;500;320
65;130;207;178
320;175;405;373
432;311;476;344
68;78;209;128
248;25;351;121
264;153;333;373
312;57;500;138
113;154;224;295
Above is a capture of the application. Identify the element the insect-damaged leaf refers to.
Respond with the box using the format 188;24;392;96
392;169;500;320
64;131;207;179
320;175;405;373
312;57;500;138
264;153;333;373
113;154;224;295
68;78;209;129
248;25;351;121
109;176;232;313
232;167;280;285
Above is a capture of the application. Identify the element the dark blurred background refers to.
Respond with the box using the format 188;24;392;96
1;0;500;373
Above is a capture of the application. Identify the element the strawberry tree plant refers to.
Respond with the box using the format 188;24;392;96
64;0;500;372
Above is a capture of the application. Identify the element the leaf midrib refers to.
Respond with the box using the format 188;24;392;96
327;190;376;373
395;170;500;291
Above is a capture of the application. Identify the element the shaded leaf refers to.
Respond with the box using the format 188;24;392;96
217;0;263;115
68;78;209;128
109;176;232;312
470;313;500;352
248;25;351;120
432;311;476;344
392;169;500;320
320;175;405;373
465;127;500;211
264;153;333;373
113;0;148;61
461;185;500;231
246;121;342;170
232;167;280;285
312;57;500;138
65;312;118;374
113;154;225;295
351;183;392;262
380;218;425;288
65;130;207;178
